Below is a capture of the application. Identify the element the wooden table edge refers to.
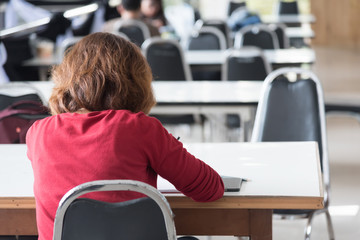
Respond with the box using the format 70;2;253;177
0;195;324;210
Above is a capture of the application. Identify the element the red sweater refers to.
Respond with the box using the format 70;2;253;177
26;109;224;240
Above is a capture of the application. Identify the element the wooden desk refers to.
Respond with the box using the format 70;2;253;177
0;142;323;239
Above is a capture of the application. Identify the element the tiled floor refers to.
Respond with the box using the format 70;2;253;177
173;45;360;239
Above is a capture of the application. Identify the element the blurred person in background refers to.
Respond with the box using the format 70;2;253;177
141;0;167;29
102;0;160;36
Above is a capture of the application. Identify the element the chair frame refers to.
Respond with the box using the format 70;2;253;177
251;67;335;240
234;23;280;49
188;26;227;51
53;179;177;240
142;37;193;81
268;22;290;49
113;19;151;43
274;0;300;15
221;46;272;81
0;82;47;106
111;31;130;41
196;19;232;48
227;0;247;17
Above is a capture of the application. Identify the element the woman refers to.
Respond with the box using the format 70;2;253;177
26;32;224;240
141;0;167;29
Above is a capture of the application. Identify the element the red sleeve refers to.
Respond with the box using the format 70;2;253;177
143;117;224;202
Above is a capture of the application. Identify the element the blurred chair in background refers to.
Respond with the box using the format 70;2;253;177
188;25;227;81
142;37;205;139
222;46;272;81
197;19;232;48
113;19;151;47
227;0;247;17
275;0;300;15
142;37;192;81
234;23;279;49
268;22;290;49
0;82;49;144
222;46;272;141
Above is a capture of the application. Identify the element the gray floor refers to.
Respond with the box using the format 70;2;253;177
173;46;360;240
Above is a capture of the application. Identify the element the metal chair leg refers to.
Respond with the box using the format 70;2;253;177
325;209;335;240
304;212;315;240
305;210;335;240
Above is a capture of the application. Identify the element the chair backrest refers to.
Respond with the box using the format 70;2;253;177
53;180;177;240
188;26;227;51
227;0;247;17
142;37;192;81
268;23;290;49
222;46;272;81
201;19;232;48
0;82;47;110
111;31;130;41
113;19;151;47
234;23;280;49
276;0;300;15
251;68;330;205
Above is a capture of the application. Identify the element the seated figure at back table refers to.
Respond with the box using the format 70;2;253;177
141;0;167;29
26;32;224;240
102;0;160;37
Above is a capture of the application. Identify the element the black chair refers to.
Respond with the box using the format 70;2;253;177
142;37;192;81
142;38;205;135
53;180;178;240
276;0;300;15
222;46;272;81
227;0;247;17
268;23;290;49
188;26;227;81
251;67;335;240
274;0;302;28
234;23;280;49
201;19;232;48
113;19;151;47
221;46;272;140
0;82;47;110
0;82;50;144
188;26;227;51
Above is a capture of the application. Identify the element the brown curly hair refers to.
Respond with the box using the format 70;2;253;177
49;32;155;115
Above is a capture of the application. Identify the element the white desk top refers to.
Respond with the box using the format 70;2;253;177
24;48;316;69
23;81;263;106
152;81;262;105
261;14;316;24
185;48;316;65
0;142;323;200
285;26;315;39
